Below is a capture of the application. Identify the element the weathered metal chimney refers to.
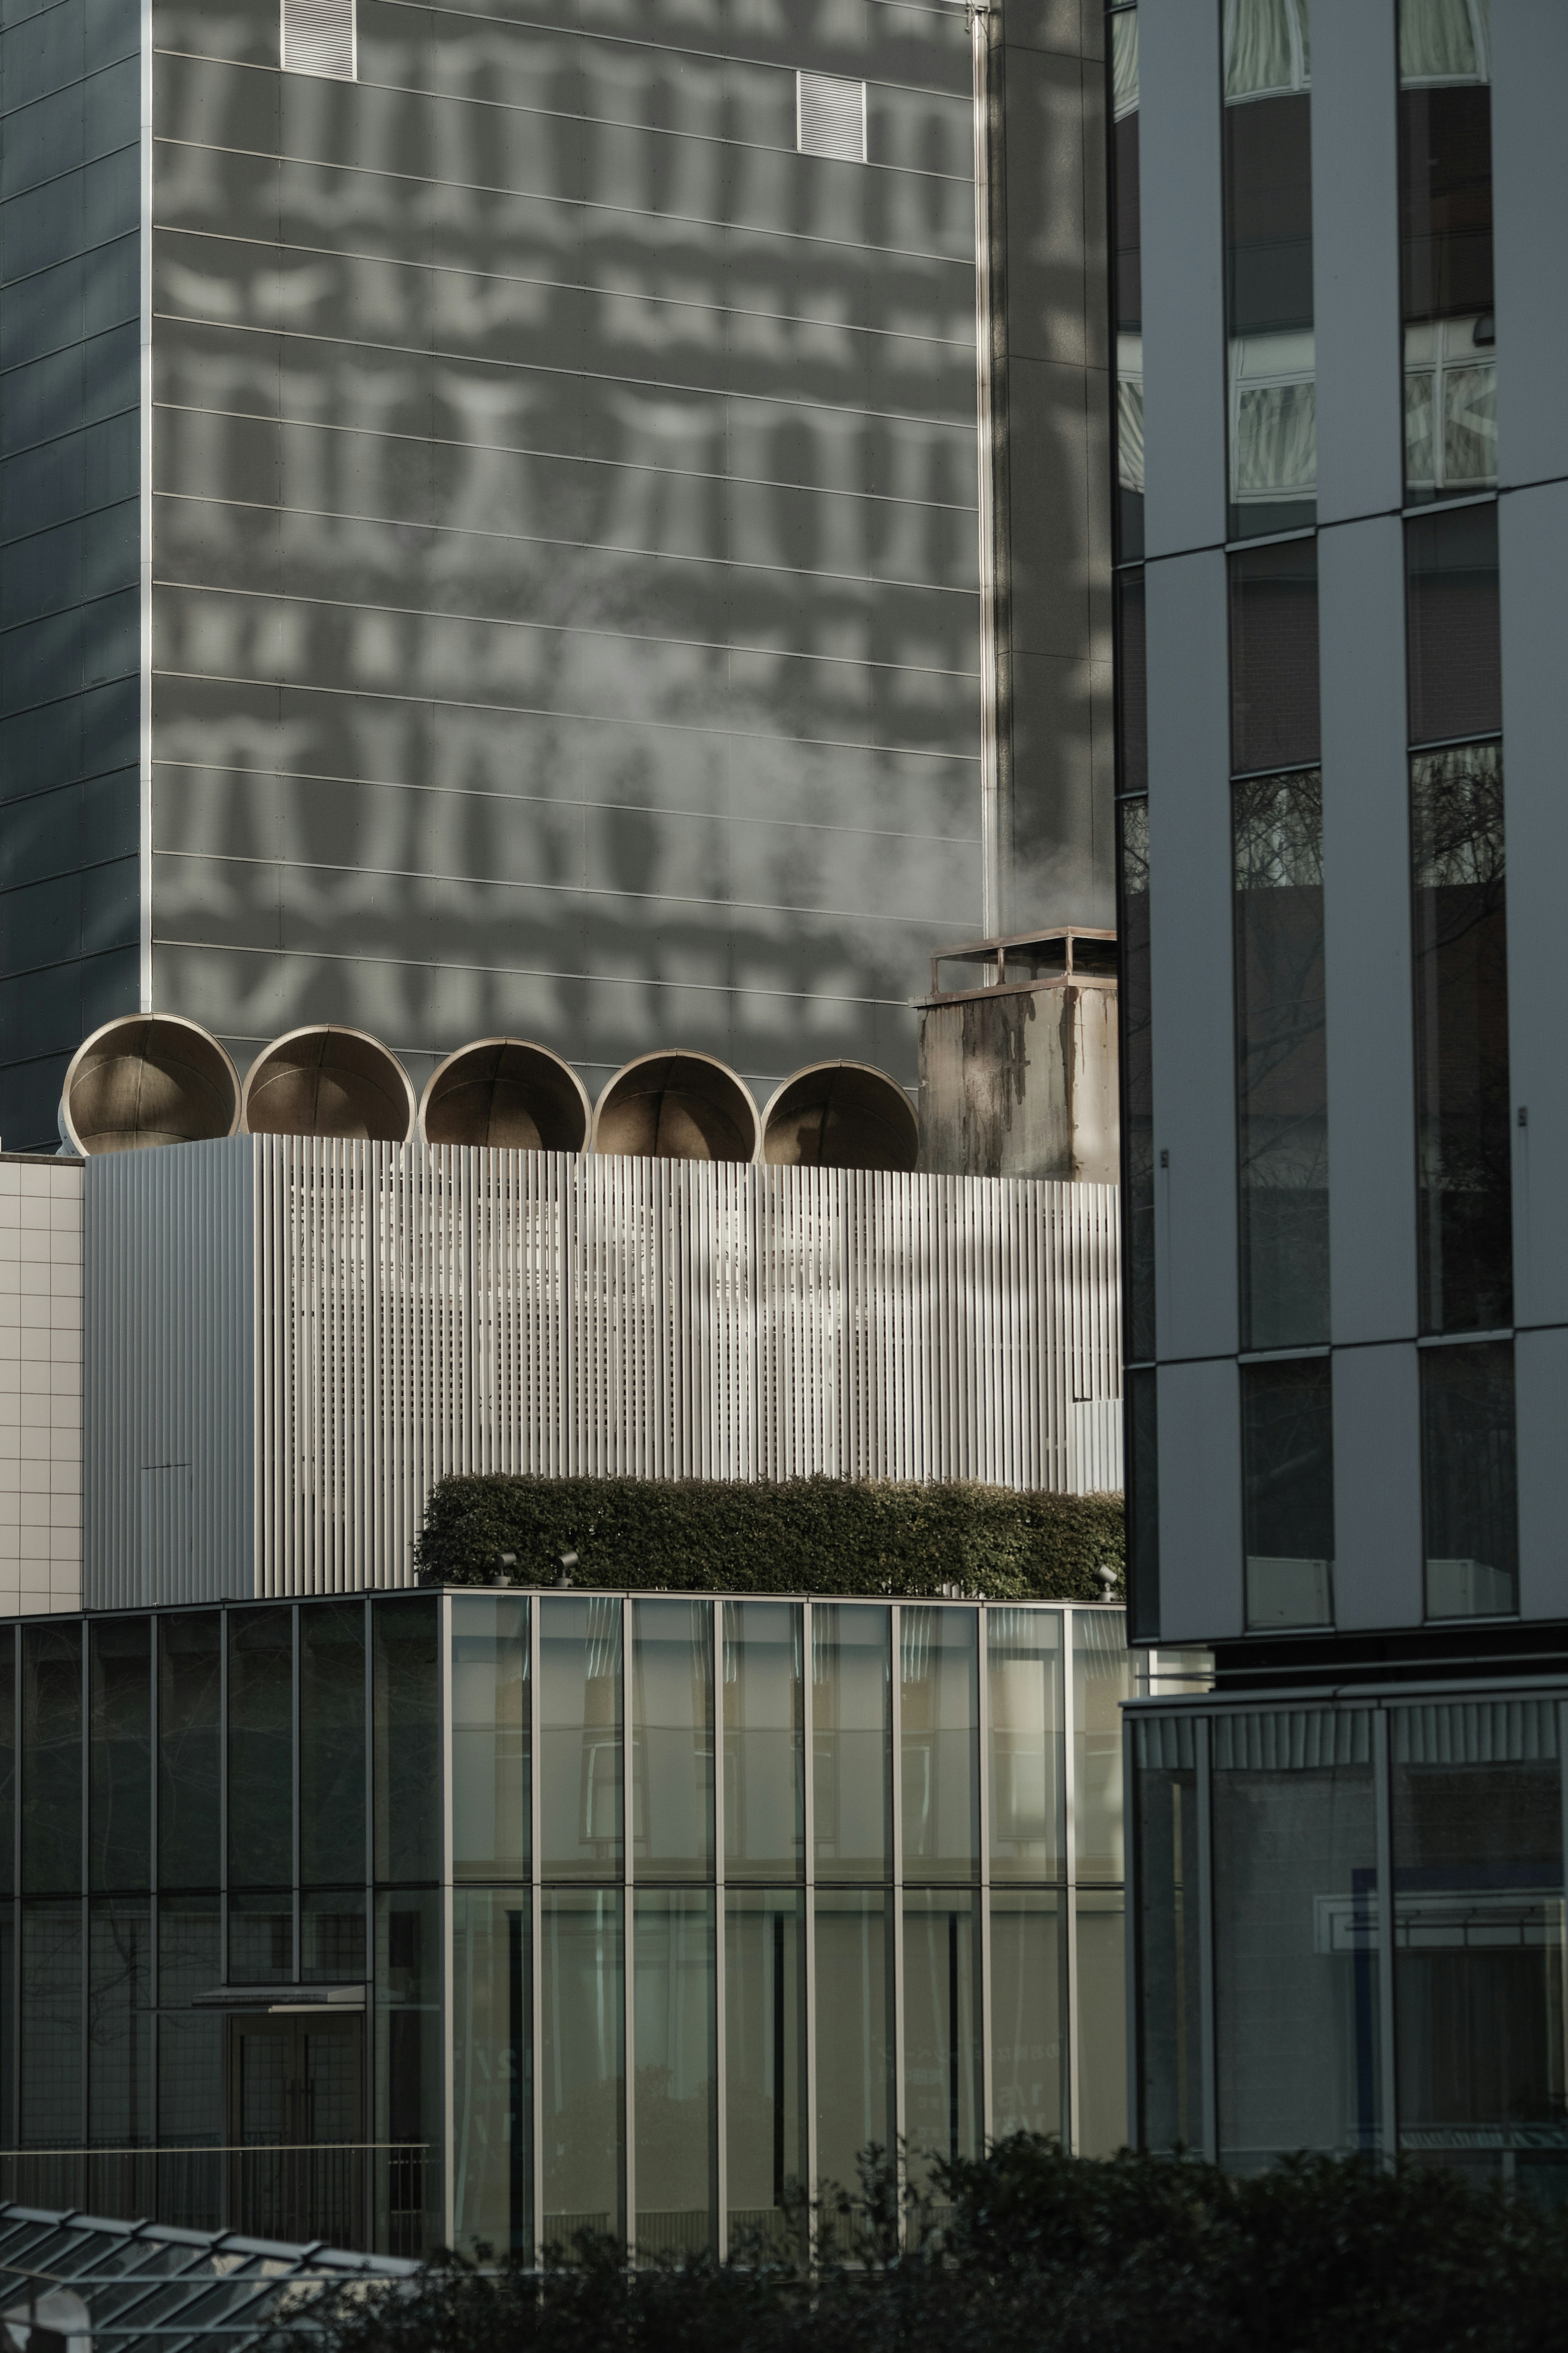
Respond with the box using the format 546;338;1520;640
915;927;1118;1183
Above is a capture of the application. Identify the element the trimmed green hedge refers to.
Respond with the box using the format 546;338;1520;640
415;1474;1124;1600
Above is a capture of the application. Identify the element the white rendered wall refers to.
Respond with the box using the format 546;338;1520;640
0;1157;81;1615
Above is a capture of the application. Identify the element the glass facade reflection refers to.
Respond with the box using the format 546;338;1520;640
1110;4;1143;559
0;1593;1153;2259
1223;0;1315;538
1399;0;1495;500
1134;1686;1568;2192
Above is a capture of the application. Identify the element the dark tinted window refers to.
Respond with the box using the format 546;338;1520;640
1405;505;1500;745
1118;801;1154;1365
228;1608;294;1890
1116;568;1147;794
89;1616;149;1893
1399;86;1493;324
1231;539;1320;774
22;1624;80;1897
158;1613;219;1890
1241;1357;1334;1631
1420;1340;1517;1619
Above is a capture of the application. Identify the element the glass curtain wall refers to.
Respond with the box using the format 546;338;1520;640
1136;1688;1568;2193
1223;0;1315;538
0;1598;1150;2259
1116;553;1155;1636
1240;1357;1335;1631
1407;508;1509;1344
1399;0;1495;500
1109;4;1141;558
1420;1340;1518;1619
5;1598;441;2257
1392;1699;1563;2188
1230;539;1327;1351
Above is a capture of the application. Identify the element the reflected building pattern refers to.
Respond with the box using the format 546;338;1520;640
0;0;988;1143
0;1590;1185;2260
0;0;1113;1146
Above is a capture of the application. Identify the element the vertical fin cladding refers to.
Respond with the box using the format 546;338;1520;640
258;1157;1120;1592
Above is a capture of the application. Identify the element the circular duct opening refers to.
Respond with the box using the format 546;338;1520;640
241;1025;415;1143
419;1037;591;1153
58;1015;241;1156
593;1051;759;1164
761;1060;919;1173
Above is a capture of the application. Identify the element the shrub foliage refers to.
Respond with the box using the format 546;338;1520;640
312;2139;1568;2353
415;1473;1125;1599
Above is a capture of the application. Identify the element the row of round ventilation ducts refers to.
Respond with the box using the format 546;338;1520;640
57;1015;921;1173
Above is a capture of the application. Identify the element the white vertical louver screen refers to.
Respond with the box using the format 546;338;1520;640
282;0;355;79
797;70;866;162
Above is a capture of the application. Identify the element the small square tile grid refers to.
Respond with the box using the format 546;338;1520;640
0;1158;81;1615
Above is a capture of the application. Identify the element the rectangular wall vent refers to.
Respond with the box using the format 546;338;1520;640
796;70;866;163
282;0;355;80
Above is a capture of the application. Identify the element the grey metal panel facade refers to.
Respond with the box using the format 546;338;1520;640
1515;1323;1568;1621
1145;546;1236;1363
1331;1340;1422;1631
1319;514;1417;1347
82;1134;255;1607
1156;1353;1242;1643
1501;478;1568;1328
141;0;985;1111
1491;2;1568;496
1136;0;1225;562
1310;0;1402;527
0;0;142;1149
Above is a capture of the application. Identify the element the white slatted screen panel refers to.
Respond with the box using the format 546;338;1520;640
254;1143;1120;1594
282;0;355;79
797;70;866;161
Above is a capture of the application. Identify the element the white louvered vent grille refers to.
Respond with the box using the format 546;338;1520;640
282;0;355;79
797;70;866;162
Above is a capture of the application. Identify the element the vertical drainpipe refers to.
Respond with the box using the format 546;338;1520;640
970;0;1006;940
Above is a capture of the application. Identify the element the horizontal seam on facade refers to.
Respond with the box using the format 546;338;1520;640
0;580;138;643
0;936;137;985
149;574;984;685
149;932;926;1008
0;851;135;900
152;756;978;842
0;131;138;213
0;325;136;389
0;494;138;563
149;122;978;251
150;397;978;516
147;221;978;366
151;487;980;604
148;303;980;439
0;318;136;384
0;664;138;724
177;9;972;120
0;762;137;813
0;402;139;471
0;570;137;629
0;57;139;131
409;0;972;109
0;224;135;301
145;661;981;764
149;843;976;927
